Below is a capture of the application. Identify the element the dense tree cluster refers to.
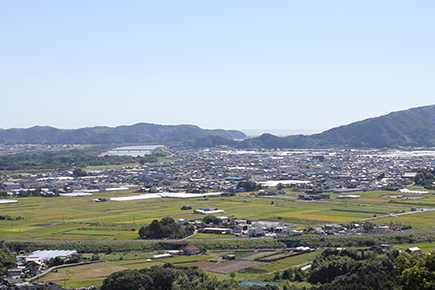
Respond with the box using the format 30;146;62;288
73;168;87;177
237;180;262;192
414;169;435;189
6;240;161;254
0;123;246;145
138;218;194;240
396;252;435;290
0;146;159;171
203;215;220;225
0;241;16;275
101;263;279;290
307;247;400;290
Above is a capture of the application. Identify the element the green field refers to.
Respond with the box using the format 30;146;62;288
6;189;435;288
1;189;435;241
42;250;319;288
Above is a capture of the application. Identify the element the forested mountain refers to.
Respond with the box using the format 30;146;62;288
0;123;246;145
3;105;435;148
238;105;435;148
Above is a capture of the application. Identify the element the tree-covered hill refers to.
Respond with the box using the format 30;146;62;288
0;123;246;145
237;104;435;149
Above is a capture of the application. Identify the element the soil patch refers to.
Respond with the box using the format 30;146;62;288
240;252;275;260
190;261;264;274
31;224;53;227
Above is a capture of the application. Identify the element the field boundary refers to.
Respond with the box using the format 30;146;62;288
27;259;105;282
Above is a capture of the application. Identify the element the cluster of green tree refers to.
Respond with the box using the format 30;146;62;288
138;218;195;240
101;263;277;290
237;180;263;192
0;241;16;275
280;232;435;249
7;231;435;257
6;240;161;254
414;169;435;189
0;189;45;198
186;135;238;148
0;146;159;171
0;123;246;145
203;215;220;225
396;252;435;290
307;247;400;290
273;268;307;283
46;256;80;267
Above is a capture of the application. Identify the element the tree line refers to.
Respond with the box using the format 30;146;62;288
138;218;194;240
414;169;435;189
0;146;160;171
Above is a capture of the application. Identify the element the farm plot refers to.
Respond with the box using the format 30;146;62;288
43;262;127;288
238;251;275;260
372;210;435;231
191;260;264;274
1;192;432;240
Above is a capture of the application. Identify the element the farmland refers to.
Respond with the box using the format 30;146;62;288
42;249;320;288
0;188;434;242
2;189;435;288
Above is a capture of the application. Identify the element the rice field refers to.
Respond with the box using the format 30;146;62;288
0;189;434;240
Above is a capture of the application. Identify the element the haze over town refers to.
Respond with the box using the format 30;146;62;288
1;1;434;132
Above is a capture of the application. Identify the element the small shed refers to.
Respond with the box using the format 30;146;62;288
380;244;393;251
223;254;236;260
183;246;200;256
405;247;422;254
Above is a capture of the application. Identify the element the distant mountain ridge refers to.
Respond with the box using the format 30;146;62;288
3;105;435;148
0;123;246;145
186;105;435;149
236;105;435;148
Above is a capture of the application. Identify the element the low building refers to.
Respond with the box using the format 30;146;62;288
47;282;63;290
336;195;361;199
182;246;200;256
298;194;330;200
248;227;264;237
405;247;422;254
6;269;22;280
178;219;189;226
380;244;393;250
194;208;225;215
27;250;78;262
2;182;20;190
26;283;46;290
251;221;284;231
201;227;232;234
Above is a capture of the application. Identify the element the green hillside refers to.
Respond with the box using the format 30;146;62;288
237;104;435;148
0;123;246;145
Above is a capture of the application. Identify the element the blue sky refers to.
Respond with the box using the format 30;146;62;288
1;1;434;133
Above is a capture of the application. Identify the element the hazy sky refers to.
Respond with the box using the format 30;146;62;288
1;1;434;133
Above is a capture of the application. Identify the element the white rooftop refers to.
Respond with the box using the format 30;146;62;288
27;250;77;261
0;200;18;204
